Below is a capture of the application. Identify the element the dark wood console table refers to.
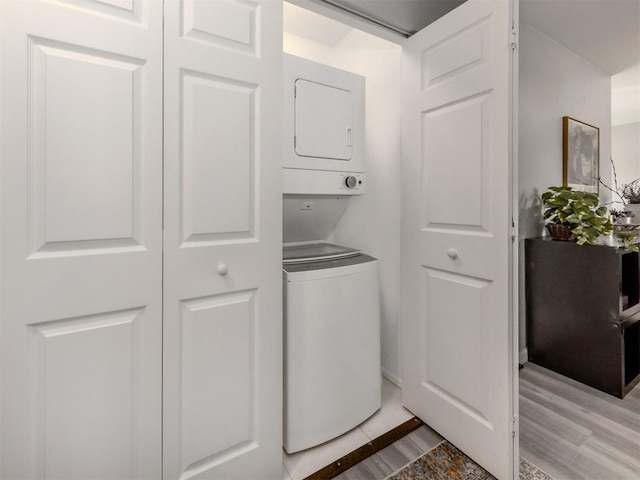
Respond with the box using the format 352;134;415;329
525;237;640;398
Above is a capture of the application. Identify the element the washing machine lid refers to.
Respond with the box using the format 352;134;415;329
283;243;361;264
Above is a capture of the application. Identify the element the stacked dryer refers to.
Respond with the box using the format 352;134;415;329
282;55;381;454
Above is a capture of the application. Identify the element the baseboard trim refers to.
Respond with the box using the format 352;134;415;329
302;417;424;480
382;368;401;388
519;348;528;365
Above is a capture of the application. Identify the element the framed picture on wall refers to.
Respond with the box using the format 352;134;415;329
563;116;599;193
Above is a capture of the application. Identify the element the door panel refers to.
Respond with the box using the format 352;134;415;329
179;291;258;473
401;1;516;478
0;1;163;478
424;270;488;411
31;39;142;247
32;309;145;479
180;72;255;243
423;96;486;226
182;0;259;53
163;0;283;478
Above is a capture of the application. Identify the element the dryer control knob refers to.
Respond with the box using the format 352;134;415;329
345;175;358;189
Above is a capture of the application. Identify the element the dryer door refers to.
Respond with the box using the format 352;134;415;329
295;79;353;161
283;54;364;173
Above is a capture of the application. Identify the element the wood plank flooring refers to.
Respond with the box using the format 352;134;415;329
519;363;640;480
332;364;639;480
304;418;426;480
332;424;444;479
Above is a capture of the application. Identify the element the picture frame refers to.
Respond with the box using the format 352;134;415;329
563;116;599;193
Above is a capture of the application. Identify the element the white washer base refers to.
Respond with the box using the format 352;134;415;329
283;257;382;453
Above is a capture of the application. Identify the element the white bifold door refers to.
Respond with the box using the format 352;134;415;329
0;0;283;479
401;1;517;479
162;0;283;479
0;1;163;478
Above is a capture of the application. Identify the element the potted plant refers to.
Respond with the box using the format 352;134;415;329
609;208;640;253
542;186;613;245
616;232;640;253
599;158;640;218
609;207;632;225
620;179;640;218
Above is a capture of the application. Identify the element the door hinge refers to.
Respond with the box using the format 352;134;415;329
511;219;516;243
511;416;517;437
294;135;296;148
510;24;517;51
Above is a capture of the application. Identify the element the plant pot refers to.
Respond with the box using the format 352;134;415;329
614;216;633;225
546;223;574;241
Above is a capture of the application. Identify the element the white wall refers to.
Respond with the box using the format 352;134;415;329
610;64;640;205
612;65;640;128
612;122;640;196
284;31;404;383
518;23;612;357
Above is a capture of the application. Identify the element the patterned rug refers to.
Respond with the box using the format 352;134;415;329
385;441;554;480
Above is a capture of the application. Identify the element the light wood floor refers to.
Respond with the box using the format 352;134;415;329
332;424;444;479
519;362;640;480
334;363;640;480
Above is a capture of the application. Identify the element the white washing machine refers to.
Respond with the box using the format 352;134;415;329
283;243;381;453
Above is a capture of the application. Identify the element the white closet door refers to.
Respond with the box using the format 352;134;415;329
162;0;283;478
0;1;163;478
401;1;517;478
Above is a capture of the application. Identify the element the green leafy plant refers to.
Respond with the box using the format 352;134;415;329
609;207;630;218
621;179;640;204
616;232;640;253
542;186;613;245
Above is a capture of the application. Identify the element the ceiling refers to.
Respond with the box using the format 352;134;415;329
285;0;640;125
520;0;640;125
284;2;354;44
520;0;640;76
318;0;466;36
295;0;639;76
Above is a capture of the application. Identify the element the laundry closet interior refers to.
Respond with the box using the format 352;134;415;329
0;1;516;479
280;2;403;472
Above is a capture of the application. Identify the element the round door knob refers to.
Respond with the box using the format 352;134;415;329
217;264;229;276
446;249;459;259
